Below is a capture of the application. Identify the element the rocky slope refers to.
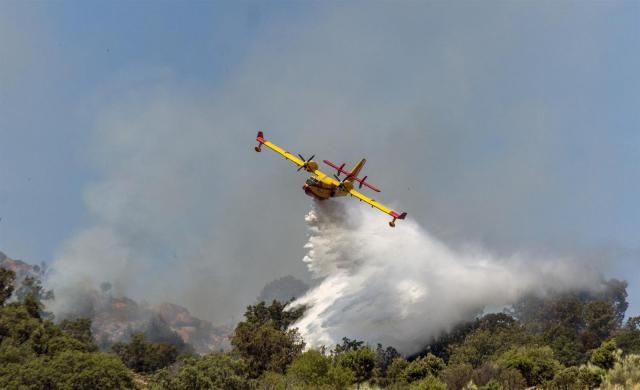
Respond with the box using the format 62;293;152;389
0;250;43;279
1;250;231;353
90;296;231;353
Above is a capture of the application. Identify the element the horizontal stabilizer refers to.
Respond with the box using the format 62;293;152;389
323;159;381;192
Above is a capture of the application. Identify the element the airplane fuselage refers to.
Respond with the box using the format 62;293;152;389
302;175;350;199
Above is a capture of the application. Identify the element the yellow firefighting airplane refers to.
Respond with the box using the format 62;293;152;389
254;131;407;227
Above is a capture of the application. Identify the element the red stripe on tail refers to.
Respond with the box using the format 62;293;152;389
322;160;381;192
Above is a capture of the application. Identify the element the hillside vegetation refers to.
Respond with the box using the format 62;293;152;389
1;265;639;389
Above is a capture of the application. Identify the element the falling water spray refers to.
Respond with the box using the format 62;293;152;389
290;201;598;355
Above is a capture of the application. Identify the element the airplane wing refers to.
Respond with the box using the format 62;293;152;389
256;131;339;179
348;188;407;226
255;131;305;168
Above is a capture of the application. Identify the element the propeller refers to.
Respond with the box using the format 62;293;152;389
297;154;316;171
333;174;352;191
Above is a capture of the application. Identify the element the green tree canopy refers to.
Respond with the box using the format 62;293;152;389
590;339;619;370
287;349;331;387
614;316;640;355
0;268;15;306
15;276;54;319
231;300;305;378
112;332;178;373
59;318;98;352
151;352;248;390
336;346;376;386
496;345;561;387
401;353;445;383
0;344;132;389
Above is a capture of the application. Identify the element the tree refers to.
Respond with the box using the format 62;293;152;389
543;325;585;367
614;316;640;355
441;363;474;390
495;367;527;390
408;375;447;390
449;330;501;368
550;366;579;390
144;315;192;354
599;279;629;327
231;301;305;378
387;357;410;384
449;329;529;369
112;332;178;373
241;300;305;332
255;371;289;390
590;339;619;370
151;352;249;390
577;366;603;389
426;319;476;361
477;379;502;390
0;268;15;306
511;292;584;335
370;343;402;386
470;362;501;387
337;346;376;388
59;318;98;352
0;303;42;346
334;337;365;354
232;323;304;377
327;364;356;390
401;353;445;383
0;351;133;389
510;283;631;367
511;280;628;332
257;276;308;304
15;276;54;319
496;345;561;387
448;313;530;369
581;301;618;349
627;316;640;331
49;351;133;389
374;343;401;377
287;349;330;387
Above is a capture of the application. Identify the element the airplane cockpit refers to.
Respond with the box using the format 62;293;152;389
305;177;320;186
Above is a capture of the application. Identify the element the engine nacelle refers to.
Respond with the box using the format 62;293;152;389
305;160;318;172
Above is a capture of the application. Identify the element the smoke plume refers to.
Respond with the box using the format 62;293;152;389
41;1;637;323
291;201;601;355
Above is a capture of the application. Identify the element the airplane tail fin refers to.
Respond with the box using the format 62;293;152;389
349;158;366;178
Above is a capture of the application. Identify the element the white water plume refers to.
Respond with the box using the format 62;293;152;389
291;201;600;355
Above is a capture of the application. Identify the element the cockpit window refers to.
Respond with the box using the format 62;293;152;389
306;177;319;185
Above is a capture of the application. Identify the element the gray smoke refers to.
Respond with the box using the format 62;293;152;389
291;201;601;355
45;2;635;322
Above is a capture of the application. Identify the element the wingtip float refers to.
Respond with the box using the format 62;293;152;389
254;130;408;227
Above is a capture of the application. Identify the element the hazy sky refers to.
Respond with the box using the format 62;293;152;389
1;1;638;321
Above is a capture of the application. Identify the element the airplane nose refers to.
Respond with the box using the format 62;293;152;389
302;185;314;197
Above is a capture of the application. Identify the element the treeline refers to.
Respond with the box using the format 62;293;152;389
1;265;640;389
149;294;640;390
0;268;133;388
